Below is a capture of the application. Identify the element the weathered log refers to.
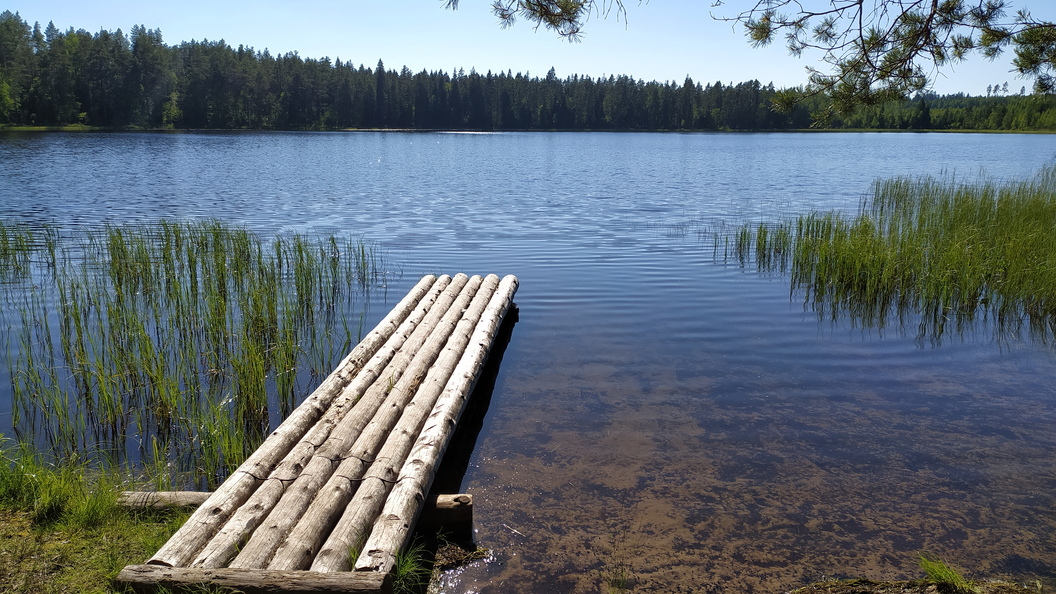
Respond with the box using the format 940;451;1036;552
118;491;212;508
236;275;481;570
147;275;436;568
353;275;518;574
188;276;454;569
119;491;471;530
419;494;473;537
309;275;501;572
117;565;389;594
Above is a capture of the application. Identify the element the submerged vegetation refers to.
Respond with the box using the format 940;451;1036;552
0;219;389;489
725;165;1056;344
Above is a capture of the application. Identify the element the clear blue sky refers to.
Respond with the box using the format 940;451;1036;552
5;0;1039;96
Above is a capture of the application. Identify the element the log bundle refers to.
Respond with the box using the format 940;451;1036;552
118;274;518;594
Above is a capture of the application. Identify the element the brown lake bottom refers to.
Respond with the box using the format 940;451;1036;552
437;325;1056;593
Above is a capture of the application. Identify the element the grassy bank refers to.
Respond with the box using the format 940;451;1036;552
725;165;1056;344
0;445;187;593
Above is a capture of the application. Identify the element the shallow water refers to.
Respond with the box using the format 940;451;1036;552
2;131;1056;592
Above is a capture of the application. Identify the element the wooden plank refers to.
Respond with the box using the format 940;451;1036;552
352;274;518;574
261;275;486;571
117;565;389;594
147;275;437;568
188;275;455;569
309;275;501;572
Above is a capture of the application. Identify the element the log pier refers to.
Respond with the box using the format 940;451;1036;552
118;273;518;594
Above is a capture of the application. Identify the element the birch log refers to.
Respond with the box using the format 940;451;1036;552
419;494;473;535
117;565;389;594
147;275;436;568
118;492;212;508
353;274;518;574
308;275;501;573
189;275;453;569
237;275;482;570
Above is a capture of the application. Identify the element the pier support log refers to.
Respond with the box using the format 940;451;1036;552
118;492;212;508
117;566;390;594
419;494;473;540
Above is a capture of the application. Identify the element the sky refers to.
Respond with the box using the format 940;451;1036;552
5;0;1041;96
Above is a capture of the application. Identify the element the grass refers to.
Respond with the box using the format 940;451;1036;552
726;165;1056;344
1;219;389;489
391;540;432;594
0;443;189;593
919;553;977;593
0;218;391;592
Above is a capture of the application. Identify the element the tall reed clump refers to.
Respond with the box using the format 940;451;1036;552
2;220;389;489
918;553;977;594
729;165;1056;343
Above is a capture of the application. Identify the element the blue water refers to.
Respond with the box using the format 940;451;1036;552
2;130;1056;592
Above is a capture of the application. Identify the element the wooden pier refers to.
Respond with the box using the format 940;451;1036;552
118;273;518;594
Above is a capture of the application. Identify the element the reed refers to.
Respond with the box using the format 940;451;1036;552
1;219;389;489
729;165;1056;343
919;553;977;593
0;221;36;280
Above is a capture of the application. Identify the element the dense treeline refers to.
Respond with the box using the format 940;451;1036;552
2;11;1056;131
830;93;1056;131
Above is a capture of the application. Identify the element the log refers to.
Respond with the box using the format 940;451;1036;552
117;565;389;594
308;275;500;572
118;491;212;508
419;494;473;537
353;275;518;574
147;275;436;568
119;491;471;530
261;274;483;566
188;276;455;569
233;274;477;570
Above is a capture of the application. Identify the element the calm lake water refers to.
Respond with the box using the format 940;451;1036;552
2;131;1056;592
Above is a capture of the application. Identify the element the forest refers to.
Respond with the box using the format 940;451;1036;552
2;10;1056;132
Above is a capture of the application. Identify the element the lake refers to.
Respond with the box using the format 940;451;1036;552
2;130;1056;592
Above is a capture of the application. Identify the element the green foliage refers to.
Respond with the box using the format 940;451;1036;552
0;442;118;529
447;0;627;41
0;74;14;121
735;165;1056;344
919;553;977;593
819;92;1056;130
391;540;431;594
2;10;1056;130
2;220;386;488
447;1;1056;111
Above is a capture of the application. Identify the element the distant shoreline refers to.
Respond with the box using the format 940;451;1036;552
2;125;1054;134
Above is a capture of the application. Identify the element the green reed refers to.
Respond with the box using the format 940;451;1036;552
729;165;1056;343
2;220;387;489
